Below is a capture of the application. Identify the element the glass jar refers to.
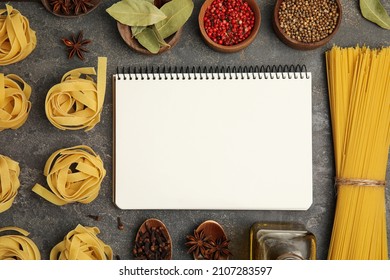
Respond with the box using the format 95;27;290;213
250;222;316;260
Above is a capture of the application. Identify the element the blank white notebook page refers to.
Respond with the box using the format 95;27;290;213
113;71;312;210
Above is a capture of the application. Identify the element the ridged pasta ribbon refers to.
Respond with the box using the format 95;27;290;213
50;224;113;260
45;57;107;131
0;226;41;260
32;145;106;206
0;5;37;66
0;154;20;213
0;73;32;131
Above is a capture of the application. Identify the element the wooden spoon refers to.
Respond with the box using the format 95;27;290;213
133;218;172;260
41;0;101;18
193;220;230;260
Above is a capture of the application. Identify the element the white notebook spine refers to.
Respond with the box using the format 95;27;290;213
115;65;310;80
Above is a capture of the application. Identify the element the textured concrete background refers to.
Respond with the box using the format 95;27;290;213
0;0;389;260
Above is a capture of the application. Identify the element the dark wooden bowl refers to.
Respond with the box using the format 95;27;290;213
41;0;101;17
198;0;261;53
272;0;342;50
117;23;183;55
134;218;172;260
116;0;183;55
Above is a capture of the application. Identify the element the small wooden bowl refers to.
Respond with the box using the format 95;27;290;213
134;218;172;260
41;0;101;17
198;0;261;53
117;23;183;55
272;0;342;50
117;0;183;55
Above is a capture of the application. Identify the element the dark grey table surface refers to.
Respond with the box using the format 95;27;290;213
0;0;389;260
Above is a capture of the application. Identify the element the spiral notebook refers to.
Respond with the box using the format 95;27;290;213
113;66;312;210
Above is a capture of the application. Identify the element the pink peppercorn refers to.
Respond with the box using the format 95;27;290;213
204;0;255;46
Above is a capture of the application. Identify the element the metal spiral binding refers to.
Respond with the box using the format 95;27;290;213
116;65;309;80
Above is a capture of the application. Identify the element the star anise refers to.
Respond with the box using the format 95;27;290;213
185;230;214;259
49;0;73;15
61;31;91;60
72;0;95;15
205;237;232;260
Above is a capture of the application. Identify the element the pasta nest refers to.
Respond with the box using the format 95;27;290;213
50;224;113;260
45;57;107;131
0;5;37;66
0;74;32;131
0;227;41;260
0;154;20;213
32;145;106;206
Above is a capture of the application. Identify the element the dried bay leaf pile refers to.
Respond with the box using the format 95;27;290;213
107;0;194;54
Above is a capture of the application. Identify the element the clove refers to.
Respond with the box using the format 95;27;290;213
87;214;101;221
117;217;124;230
133;226;171;260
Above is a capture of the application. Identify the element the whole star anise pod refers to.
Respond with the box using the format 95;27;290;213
72;0;95;15
205;237;232;260
185;230;214;259
61;31;91;60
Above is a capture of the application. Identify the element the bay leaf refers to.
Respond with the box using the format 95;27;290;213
131;26;147;37
106;0;166;27
155;0;194;39
135;27;161;54
360;0;390;30
152;25;171;48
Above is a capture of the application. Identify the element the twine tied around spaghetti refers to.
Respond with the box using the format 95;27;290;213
335;178;386;188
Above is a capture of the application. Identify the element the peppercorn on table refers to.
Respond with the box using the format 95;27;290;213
0;0;389;260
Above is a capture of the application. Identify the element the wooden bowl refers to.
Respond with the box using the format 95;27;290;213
198;0;261;53
41;0;101;17
272;0;342;50
117;23;183;55
117;0;183;55
133;218;172;260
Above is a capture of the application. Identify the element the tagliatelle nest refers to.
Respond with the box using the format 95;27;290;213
32;145;106;206
0;74;32;131
45;57;107;131
50;224;113;260
0;5;37;66
0;154;21;213
0;227;41;260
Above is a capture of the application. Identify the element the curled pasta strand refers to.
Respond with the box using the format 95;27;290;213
0;154;20;213
0;73;32;131
50;224;113;260
0;226;41;260
0;5;37;66
45;57;107;131
32;145;106;206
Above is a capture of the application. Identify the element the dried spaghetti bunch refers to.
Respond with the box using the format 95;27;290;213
326;46;390;259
